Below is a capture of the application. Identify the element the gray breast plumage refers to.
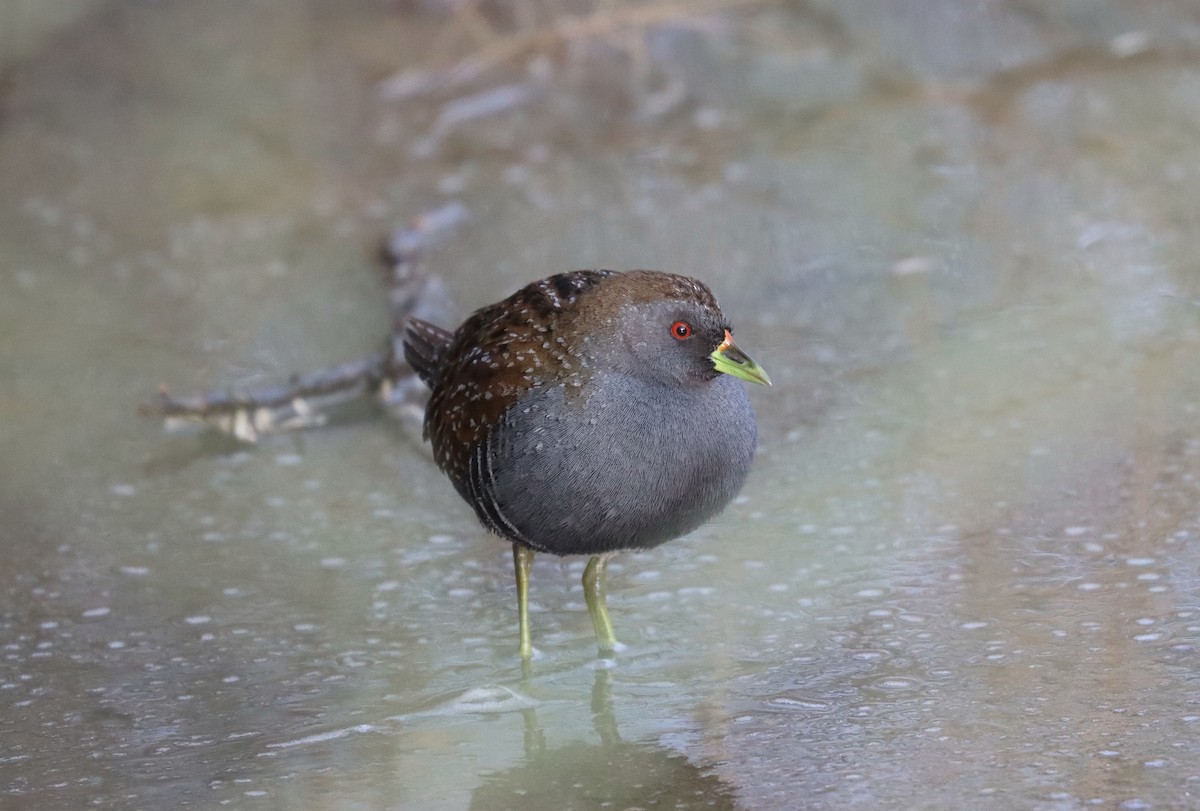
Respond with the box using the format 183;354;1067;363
470;372;757;555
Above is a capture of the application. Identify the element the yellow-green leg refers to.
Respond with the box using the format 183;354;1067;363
583;554;618;652
513;543;535;659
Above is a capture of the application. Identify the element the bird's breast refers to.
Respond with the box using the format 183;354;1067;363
480;373;757;555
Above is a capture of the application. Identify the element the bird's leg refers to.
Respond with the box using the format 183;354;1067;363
513;543;535;659
583;553;618;652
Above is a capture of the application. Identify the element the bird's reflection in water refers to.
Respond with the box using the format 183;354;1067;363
471;667;743;811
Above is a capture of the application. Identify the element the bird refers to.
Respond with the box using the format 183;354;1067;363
403;269;770;657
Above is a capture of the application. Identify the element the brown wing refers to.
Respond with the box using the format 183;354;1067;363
423;270;616;496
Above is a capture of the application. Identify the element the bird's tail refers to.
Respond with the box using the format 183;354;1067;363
403;318;453;387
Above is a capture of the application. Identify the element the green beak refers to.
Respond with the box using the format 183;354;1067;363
711;330;771;386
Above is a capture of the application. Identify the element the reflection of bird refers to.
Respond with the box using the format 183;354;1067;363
405;270;769;656
471;668;741;810
469;730;742;810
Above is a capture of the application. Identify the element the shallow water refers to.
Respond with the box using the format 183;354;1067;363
2;1;1200;809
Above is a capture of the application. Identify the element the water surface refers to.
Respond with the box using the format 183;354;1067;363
2;1;1199;808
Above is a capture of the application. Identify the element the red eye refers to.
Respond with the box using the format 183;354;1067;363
671;321;693;340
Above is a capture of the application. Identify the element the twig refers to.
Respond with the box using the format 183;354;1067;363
143;202;469;443
379;0;780;99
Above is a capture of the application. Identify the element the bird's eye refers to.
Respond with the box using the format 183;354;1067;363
671;321;693;340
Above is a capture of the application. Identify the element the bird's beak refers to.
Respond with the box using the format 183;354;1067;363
711;330;771;386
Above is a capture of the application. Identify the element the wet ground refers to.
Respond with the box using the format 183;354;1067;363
2;1;1200;808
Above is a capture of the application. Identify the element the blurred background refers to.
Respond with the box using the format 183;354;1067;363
2;1;1200;808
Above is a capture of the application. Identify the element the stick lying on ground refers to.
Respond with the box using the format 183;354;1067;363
141;202;468;443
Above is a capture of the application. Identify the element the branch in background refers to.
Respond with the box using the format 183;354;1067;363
379;0;780;100
142;202;469;443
